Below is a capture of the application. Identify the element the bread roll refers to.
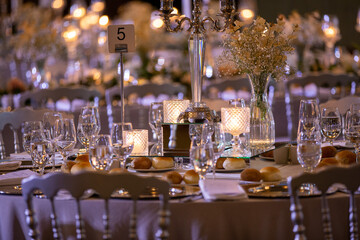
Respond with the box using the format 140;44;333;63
216;158;226;169
321;146;337;158
223;158;246;170
131;157;152;169
335;150;356;165
71;162;93;174
109;168;128;174
241;168;262;182
152;157;174;169
61;161;76;173
162;171;182;184
260;166;282;182
183;170;199;185
75;153;89;163
317;158;339;168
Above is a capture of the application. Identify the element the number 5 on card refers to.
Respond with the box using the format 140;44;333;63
107;24;135;53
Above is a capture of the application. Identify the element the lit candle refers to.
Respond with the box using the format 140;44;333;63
163;99;190;123
126;129;148;156
323;26;336;39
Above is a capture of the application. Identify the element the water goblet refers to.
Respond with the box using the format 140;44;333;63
111;123;134;169
89;134;113;171
344;104;360;163
190;136;214;180
320;107;341;146
30;129;53;175
43;112;63;171
55;118;77;163
79;106;101;153
211;122;226;179
22;121;44;154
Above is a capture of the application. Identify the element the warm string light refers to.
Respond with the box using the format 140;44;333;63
91;1;105;13
239;8;254;21
62;25;80;42
99;15;109;27
51;0;64;9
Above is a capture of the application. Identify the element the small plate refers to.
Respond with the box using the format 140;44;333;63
127;166;174;173
215;168;245;173
259;155;274;161
111;184;201;199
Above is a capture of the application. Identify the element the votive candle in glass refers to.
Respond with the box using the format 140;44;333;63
163;99;190;123
125;129;148;156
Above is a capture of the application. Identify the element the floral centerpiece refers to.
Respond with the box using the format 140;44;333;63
219;16;296;150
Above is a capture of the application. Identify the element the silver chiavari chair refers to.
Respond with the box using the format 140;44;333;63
288;164;360;240
22;171;171;240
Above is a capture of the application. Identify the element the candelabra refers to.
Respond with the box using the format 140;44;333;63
159;0;237;123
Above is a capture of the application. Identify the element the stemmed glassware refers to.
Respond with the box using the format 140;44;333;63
190;124;215;180
55;118;77;163
22;121;44;154
211;122;226;178
320;107;341;146
78;106;101;153
89;134;113;171
43;112;63;171
344;104;360;163
110;123;134;169
298;99;320;138
30;129;54;175
149;102;163;156
297;100;322;192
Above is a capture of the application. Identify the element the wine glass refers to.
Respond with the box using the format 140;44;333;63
89;134;113;171
22;121;44;154
149;102;163;156
110;123;134;169
211;122;226;179
190;135;214;180
320;107;342;146
344;104;360;163
55;118;77;163
298;99;320;138
77;115;90;152
43;112;63;171
30;129;54;175
79;106;101;153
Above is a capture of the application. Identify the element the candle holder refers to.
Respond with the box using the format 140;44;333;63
126;129;149;156
221;106;250;156
159;0;237;123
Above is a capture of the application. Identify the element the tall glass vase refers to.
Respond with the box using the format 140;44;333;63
248;73;275;151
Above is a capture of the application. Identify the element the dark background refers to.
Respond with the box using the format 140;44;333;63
14;0;360;48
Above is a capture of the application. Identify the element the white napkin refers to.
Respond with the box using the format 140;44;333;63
0;169;36;186
0;161;21;171
10;152;32;160
199;179;247;201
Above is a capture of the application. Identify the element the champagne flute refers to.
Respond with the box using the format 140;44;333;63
111;123;134;169
299;99;320;138
79;106;101;153
211;122;226;179
43;112;63;171
297;110;322;193
320;107;341;146
30;129;53;175
55;118;77;163
22;121;44;154
344;104;360;163
89;134;113;171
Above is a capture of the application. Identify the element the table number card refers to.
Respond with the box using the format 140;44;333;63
107;24;135;53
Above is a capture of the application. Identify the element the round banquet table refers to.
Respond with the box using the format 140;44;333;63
0;159;358;240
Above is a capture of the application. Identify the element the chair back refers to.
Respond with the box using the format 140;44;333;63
284;73;359;140
22;172;171;240
0;108;73;158
320;96;360;115
19;87;102;111
105;83;187;107
287;165;360;240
